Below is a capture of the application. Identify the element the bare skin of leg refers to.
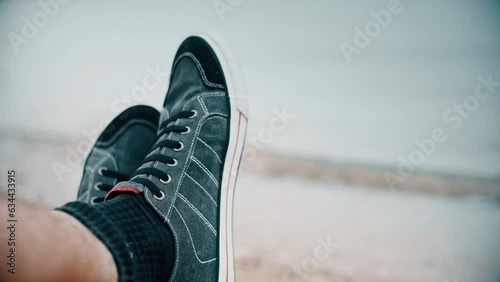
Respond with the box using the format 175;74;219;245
0;196;118;282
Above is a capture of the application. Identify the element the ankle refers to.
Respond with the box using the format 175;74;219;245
52;211;118;282
57;194;174;281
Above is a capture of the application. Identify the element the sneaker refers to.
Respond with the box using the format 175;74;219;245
106;33;248;281
77;105;160;205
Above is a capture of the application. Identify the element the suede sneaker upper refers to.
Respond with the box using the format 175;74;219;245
107;33;248;282
77;105;159;205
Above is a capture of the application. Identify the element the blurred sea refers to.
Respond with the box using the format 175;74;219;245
1;0;499;178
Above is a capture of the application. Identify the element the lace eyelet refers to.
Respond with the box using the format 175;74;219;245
174;142;184;151
160;175;171;184
98;167;107;176
94;182;103;191
167;159;178;167
181;126;191;135
154;191;165;200
189;110;197;118
91;197;99;205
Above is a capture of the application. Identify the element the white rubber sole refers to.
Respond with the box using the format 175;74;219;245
192;32;248;282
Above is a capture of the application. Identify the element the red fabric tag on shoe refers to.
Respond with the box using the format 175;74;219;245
105;185;141;201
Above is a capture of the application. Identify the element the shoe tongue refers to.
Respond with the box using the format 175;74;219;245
104;181;145;201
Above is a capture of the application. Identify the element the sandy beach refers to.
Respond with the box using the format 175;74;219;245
1;131;499;282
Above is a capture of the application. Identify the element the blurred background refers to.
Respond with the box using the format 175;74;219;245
1;0;499;281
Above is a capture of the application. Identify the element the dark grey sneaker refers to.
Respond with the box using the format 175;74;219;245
77;105;160;205
106;33;248;281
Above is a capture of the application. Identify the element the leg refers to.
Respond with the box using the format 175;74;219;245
0;196;117;282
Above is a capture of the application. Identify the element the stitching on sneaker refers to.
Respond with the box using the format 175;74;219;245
185;172;218;206
200;95;230;118
196;137;222;163
191;156;219;187
177;193;217;236
172;52;225;89
173;206;217;264
167;115;227;219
